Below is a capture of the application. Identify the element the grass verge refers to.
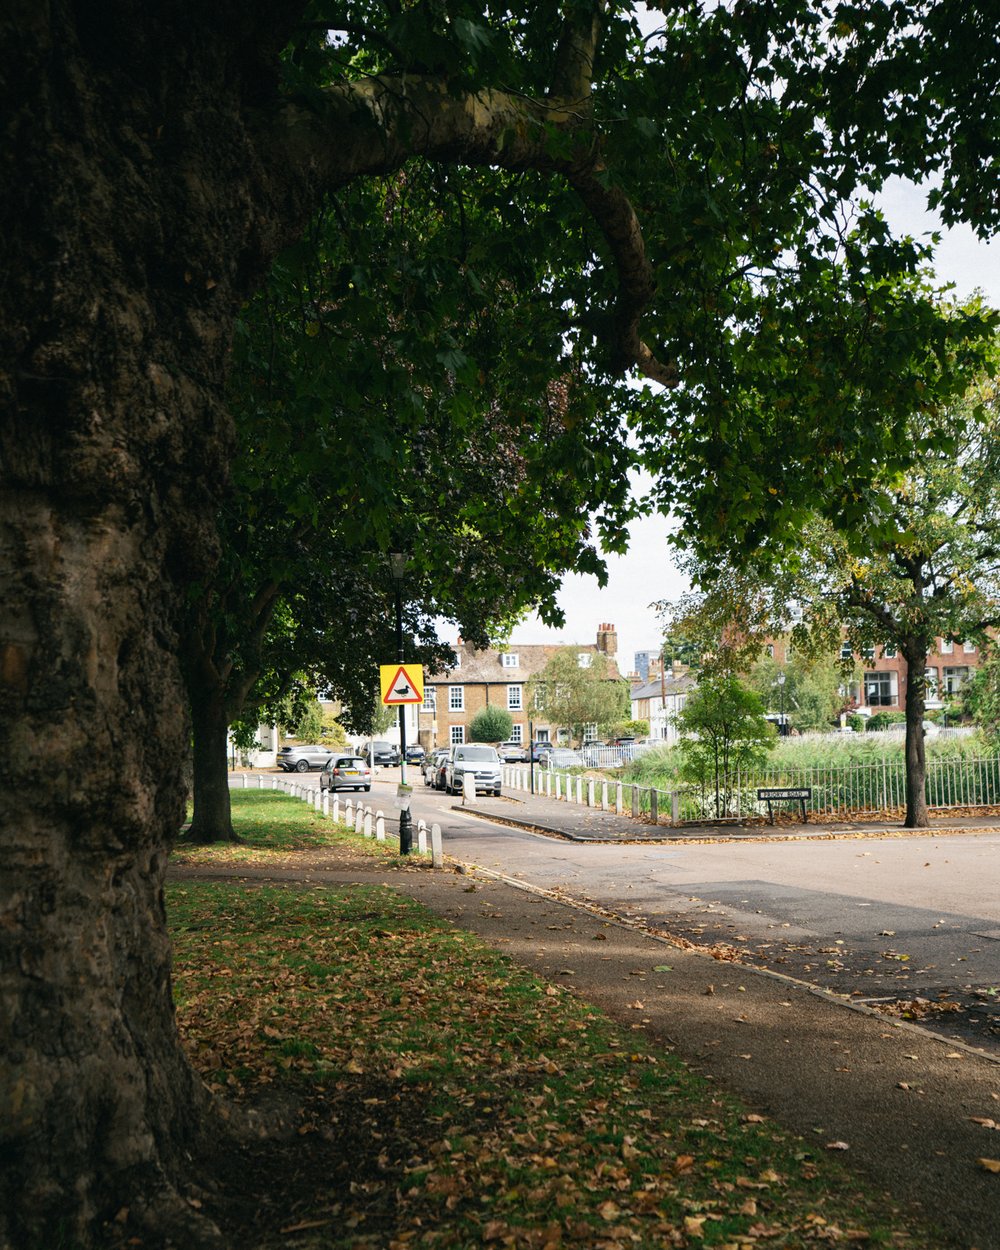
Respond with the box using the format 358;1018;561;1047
166;795;939;1248
173;788;406;865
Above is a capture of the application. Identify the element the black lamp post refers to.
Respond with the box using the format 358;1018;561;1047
389;551;412;855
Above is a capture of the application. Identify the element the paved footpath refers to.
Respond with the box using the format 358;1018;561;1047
187;786;1000;1248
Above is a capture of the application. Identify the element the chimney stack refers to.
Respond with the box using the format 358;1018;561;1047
596;622;618;657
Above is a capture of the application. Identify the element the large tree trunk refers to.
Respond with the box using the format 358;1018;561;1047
0;6;308;1243
902;640;930;828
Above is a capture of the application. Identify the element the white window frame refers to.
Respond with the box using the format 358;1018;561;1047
501;652;519;668
577;652;592;668
421;686;436;712
943;666;970;694
883;645;897;659
448;685;464;712
924;666;939;694
964;640;977;654
510;723;523;743
941;638;954;655
840;642;853;661
864;670;898;706
507;684;523;711
449;725;465;745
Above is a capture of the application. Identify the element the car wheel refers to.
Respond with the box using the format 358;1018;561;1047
363;785;371;792
493;789;501;797
293;759;309;772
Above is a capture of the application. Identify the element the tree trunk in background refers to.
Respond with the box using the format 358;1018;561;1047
0;6;309;1243
902;641;930;828
187;687;239;843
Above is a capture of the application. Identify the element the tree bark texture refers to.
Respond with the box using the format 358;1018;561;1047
0;6;309;1243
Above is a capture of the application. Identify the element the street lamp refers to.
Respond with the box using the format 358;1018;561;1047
389;551;412;855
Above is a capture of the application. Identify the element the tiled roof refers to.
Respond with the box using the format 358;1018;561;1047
426;640;622;685
630;673;696;700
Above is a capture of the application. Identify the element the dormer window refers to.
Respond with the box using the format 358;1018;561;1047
501;653;519;668
578;653;592;669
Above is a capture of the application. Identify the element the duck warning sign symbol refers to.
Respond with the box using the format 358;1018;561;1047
379;664;424;705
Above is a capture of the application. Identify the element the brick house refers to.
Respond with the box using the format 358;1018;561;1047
419;624;622;749
762;634;985;716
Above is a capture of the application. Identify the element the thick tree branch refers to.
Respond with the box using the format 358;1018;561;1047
273;69;675;385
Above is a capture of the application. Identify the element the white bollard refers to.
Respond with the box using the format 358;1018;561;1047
615;782;624;815
417;819;427;854
376;811;385;841
431;822;443;869
587;779;595;807
332;794;340;823
355;804;364;834
259;775;265;790
555;775;562;800
322;791;329;817
601;780;608;810
463;771;477;805
575;776;583;805
272;777;278;790
345;798;353;825
314;788;322;812
364;810;372;838
241;774;247;789
545;773;552;798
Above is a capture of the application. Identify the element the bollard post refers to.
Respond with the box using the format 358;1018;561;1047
649;789;658;824
587;779;595;807
601;780;608;810
615;782;624;815
555;775;562;800
242;774;247;789
417;819;427;854
332;794;340;823
376;811;385;841
355;804;364;834
345;798;353;825
258;775;265;790
364;810;372;838
671;792;680;825
631;785;640;818
431;822;443;869
575;776;583;805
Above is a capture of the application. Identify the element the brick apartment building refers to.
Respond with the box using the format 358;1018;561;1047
764;634;984;715
419;624;622;749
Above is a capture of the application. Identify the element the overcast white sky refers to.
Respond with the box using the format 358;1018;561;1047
465;179;1000;674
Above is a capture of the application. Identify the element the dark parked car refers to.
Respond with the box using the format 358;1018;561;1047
277;743;334;773
404;743;426;764
319;755;372;792
366;741;400;767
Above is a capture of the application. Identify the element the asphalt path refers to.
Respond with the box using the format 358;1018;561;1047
390;773;1000;1054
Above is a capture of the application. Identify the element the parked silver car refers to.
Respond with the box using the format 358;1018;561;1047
538;748;584;771
319;755;372;792
445;744;502;795
423;747;451;788
277;743;334;773
498;740;527;762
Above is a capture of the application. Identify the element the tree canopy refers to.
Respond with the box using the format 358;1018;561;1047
8;3;1000;1245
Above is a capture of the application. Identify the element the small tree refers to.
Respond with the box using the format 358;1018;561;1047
469;706;514;744
676;675;777;818
527;650;629;745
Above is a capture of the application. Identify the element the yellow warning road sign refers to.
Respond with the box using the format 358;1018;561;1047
380;663;424;705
